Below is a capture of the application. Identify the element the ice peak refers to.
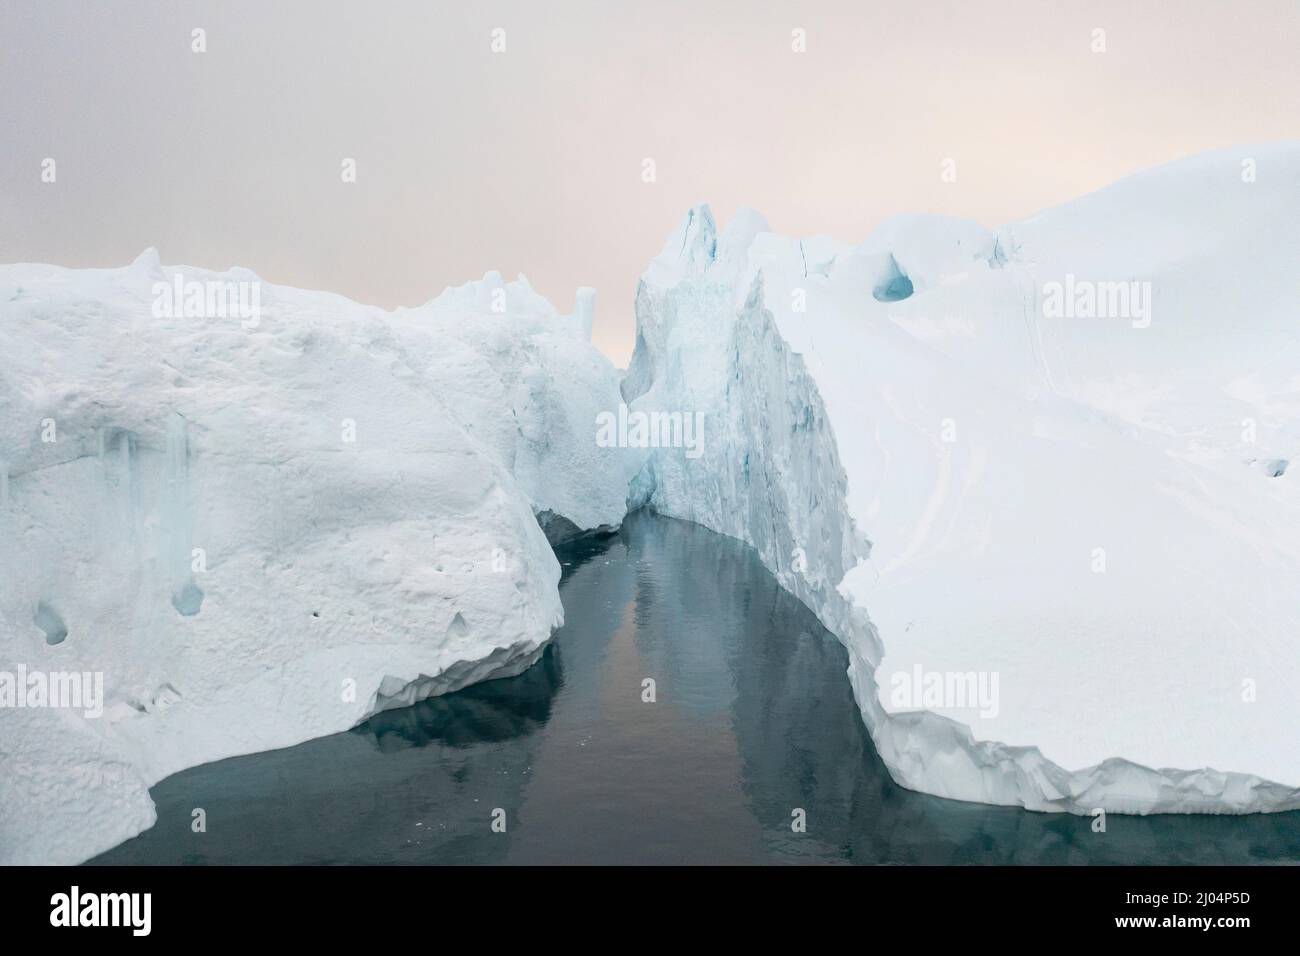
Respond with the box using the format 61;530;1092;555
129;247;165;281
131;246;161;267
715;207;770;281
658;204;718;276
572;287;596;341
428;269;559;319
643;205;774;290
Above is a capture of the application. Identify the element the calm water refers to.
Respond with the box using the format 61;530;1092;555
95;511;1300;865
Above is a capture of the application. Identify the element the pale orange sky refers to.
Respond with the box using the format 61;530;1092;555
3;0;1299;365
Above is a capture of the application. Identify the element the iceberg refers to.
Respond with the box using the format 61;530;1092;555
5;143;1299;866
0;255;626;864
624;143;1300;815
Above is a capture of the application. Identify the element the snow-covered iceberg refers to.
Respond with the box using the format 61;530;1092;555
5;143;1298;866
0;255;625;864
625;143;1300;815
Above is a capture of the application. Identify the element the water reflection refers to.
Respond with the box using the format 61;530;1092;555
93;511;1300;865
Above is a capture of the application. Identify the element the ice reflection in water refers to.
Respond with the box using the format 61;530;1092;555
94;511;1300;865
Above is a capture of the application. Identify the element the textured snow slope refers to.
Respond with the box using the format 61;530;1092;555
0;255;624;863
626;144;1300;814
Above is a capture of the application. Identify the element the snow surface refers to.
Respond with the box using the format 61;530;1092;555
626;143;1300;814
0;256;625;864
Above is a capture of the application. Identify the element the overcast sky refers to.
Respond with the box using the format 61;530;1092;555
3;0;1299;364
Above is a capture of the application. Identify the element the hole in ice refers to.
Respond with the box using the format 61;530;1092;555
171;582;204;617
98;427;135;458
872;255;914;302
35;601;67;645
446;612;469;640
1250;458;1289;477
126;682;183;714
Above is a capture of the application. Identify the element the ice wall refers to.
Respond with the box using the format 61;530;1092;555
0;255;626;863
625;144;1300;816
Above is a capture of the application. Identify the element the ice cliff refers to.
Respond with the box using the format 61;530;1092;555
625;143;1300;816
0;257;625;863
